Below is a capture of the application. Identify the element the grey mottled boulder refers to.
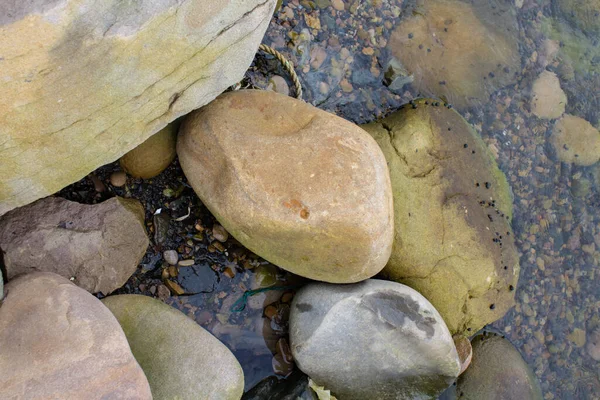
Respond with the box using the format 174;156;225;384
289;279;460;400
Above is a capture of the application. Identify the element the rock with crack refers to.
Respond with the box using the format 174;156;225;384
0;0;277;215
289;279;461;400
0;196;148;294
361;99;519;335
388;0;521;109
0;272;152;399
177;90;394;283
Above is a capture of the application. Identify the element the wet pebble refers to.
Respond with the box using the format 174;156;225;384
163;250;179;265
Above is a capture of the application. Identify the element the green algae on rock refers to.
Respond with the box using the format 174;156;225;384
361;99;519;335
388;0;521;109
102;294;244;400
456;334;543;400
558;0;600;35
177;90;394;284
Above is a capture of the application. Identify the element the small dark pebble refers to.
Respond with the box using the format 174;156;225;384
408;33;414;39
485;182;491;189
509;285;514;291
463;143;468;148
490;304;496;310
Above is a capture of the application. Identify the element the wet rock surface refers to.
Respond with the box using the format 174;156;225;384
550;114;600;166
289;279;460;400
0;196;148;294
388;0;521;109
102;294;245;400
531;71;567;120
456;334;543;400
0;0;277;215
177;89;393;283
362;99;519;335
0;272;151;399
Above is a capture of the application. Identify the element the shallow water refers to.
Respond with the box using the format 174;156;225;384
253;0;600;398
61;0;600;398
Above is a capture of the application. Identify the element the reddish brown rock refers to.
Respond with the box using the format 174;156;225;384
177;90;393;283
0;272;151;399
0;196;148;294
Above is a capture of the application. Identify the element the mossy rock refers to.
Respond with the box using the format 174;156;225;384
361;99;519;335
558;0;600;34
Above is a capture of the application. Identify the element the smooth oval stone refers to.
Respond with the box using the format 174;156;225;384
120;121;179;179
0;272;152;399
102;294;245;400
550;114;600;166
362;99;519;335
456;334;542;399
177;90;394;283
289;279;461;400
530;71;567;120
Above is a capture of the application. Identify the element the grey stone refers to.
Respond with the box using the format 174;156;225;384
456;334;542;400
102;294;245;400
289;279;461;400
0;196;148;294
0;272;151;399
163;249;179;266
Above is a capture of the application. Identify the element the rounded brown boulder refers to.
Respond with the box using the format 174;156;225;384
177;90;394;283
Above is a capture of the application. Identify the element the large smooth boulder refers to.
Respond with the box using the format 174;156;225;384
388;0;520;109
102;294;244;400
0;272;152;399
550;114;600;166
289;279;461;400
362;100;519;335
0;196;148;294
456;334;542;399
177;90;394;283
0;0;277;215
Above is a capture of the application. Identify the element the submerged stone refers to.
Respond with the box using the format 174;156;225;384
456;334;542;400
558;0;600;34
177;90;394;283
289;279;460;400
362;99;519;335
531;71;567;120
388;0;521;109
550;114;600;166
